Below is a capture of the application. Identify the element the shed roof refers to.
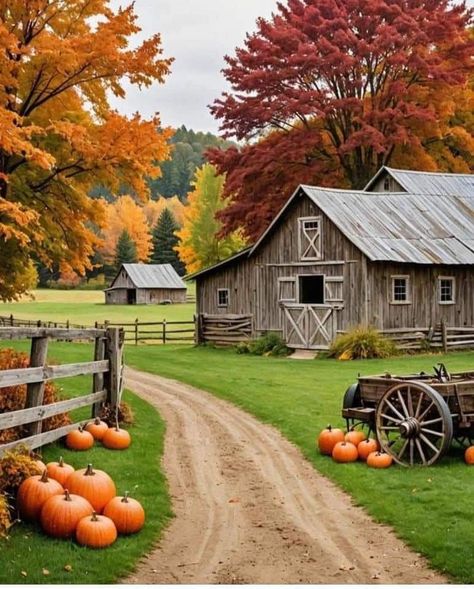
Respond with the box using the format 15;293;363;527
302;186;474;265
365;166;474;196
108;264;186;290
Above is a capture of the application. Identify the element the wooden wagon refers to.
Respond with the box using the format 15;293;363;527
342;364;474;466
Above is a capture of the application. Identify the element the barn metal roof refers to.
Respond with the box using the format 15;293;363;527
302;186;474;265
111;264;186;289
365;166;474;196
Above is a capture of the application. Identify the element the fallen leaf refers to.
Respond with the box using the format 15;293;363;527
42;569;50;576
20;571;27;577
228;497;240;504
64;564;72;572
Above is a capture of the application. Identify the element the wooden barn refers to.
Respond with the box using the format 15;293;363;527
191;168;474;349
105;263;186;305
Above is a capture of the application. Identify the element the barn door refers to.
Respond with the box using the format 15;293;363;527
282;304;335;350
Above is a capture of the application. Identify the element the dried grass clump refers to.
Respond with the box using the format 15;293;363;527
99;401;135;426
329;325;398;360
0;445;43;497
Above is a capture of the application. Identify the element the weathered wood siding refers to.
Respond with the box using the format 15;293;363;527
110;269;134;288
196;192;367;336
367;173;404;193
106;288;186;305
367;263;474;329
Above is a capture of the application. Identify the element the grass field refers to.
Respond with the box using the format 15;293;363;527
0;288;196;325
120;344;474;583
0;342;171;585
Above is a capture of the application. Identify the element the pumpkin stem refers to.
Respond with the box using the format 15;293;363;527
327;424;332;431
94;417;101;425
91;512;99;522
85;463;95;476
64;489;71;501
59;456;64;467
40;470;49;483
121;492;130;503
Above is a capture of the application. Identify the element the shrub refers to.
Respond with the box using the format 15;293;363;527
0;494;12;538
0;445;43;498
99;401;135;427
247;332;290;357
329;325;397;360
0;349;71;444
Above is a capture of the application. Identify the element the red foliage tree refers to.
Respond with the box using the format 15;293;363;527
210;0;473;240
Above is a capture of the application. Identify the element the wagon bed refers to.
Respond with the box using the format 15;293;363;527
342;364;474;466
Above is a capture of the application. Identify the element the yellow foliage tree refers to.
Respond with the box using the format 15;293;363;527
143;197;186;228
176;164;246;274
0;0;173;300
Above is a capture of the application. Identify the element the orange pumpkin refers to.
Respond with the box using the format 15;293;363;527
317;425;345;455
357;438;379;461
345;428;366;447
332;441;358;463
17;471;63;521
65;464;116;513
85;418;109;441
46;457;75;486
103;492;145;535
102;427;131;450
35;459;47;472
464;446;474;464
65;427;94;451
76;512;117;548
40;490;94;538
367;451;393;469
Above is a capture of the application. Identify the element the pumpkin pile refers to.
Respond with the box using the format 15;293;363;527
15;461;145;549
65;419;131;451
317;425;393;469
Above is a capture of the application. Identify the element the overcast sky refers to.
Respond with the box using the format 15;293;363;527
110;0;277;135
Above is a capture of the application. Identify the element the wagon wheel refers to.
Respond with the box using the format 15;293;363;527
375;382;453;466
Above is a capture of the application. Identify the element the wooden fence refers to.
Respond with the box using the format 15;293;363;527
0;326;124;456
1;315;196;345
337;323;474;352
198;314;253;346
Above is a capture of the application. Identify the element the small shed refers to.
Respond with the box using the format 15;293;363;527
105;264;187;305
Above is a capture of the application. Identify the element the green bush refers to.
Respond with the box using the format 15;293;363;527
246;332;290;357
329;325;397;360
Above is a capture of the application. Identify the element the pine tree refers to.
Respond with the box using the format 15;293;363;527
114;230;138;272
151;209;185;275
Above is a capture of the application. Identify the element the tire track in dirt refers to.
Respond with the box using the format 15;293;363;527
123;366;448;585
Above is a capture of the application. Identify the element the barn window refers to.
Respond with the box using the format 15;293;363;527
438;277;455;304
391;275;411;304
383;176;390;191
298;217;322;260
217;288;229;307
298;275;325;305
278;277;296;302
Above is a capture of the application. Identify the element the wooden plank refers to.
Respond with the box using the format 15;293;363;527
0;360;109;388
0;391;107;430
92;336;106;417
106;327;123;407
265;261;346;267
0;327;105;340
25;337;49;436
0;420;88;456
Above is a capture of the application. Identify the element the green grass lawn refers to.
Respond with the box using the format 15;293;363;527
0;287;196;326
0;342;171;585
121;344;474;583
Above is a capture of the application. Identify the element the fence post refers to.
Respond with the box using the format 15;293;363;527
162;319;167;344
9;314;13;326
26;336;49;436
91;334;106;418
441;319;448;353
135;318;139;346
105;327;124;409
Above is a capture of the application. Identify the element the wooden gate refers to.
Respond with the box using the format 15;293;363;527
282;304;336;350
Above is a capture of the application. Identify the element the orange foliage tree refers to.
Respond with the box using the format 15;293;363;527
99;196;153;264
0;0;173;300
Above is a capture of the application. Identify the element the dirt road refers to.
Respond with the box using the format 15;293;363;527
124;366;447;584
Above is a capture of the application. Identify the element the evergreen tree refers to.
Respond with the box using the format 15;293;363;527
114;230;138;272
151;209;185;275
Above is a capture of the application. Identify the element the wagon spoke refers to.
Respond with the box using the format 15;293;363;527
420;427;444;437
418;401;434;422
414;391;424;419
420;433;441;455
397;438;409;460
380;412;402;424
409;439;414;465
397;390;410;418
415;438;427;464
406;386;414;417
379;425;399;430
385;399;405;421
419;417;443;427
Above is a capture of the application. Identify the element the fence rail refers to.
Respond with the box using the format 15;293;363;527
0;326;124;456
199;314;253;346
0;315;196;345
